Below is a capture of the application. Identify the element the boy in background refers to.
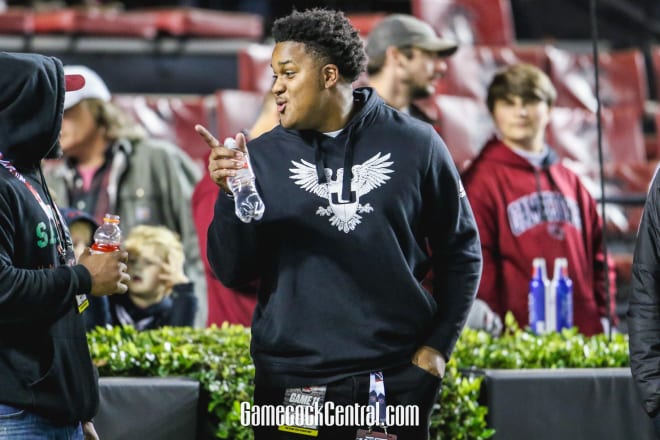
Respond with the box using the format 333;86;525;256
109;225;197;330
462;63;615;335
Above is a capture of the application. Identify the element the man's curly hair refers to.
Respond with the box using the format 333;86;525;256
272;8;367;82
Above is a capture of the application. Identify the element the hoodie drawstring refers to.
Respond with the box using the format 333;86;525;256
312;125;357;203
39;165;72;264
313;136;327;184
533;168;548;222
543;166;573;223
341;125;355;203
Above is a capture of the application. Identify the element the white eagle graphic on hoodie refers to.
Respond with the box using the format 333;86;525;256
289;152;394;233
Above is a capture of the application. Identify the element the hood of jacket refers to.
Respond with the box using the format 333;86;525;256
0;52;65;167
278;87;382;202
472;137;560;171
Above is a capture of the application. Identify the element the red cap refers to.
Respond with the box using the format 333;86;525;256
64;74;85;92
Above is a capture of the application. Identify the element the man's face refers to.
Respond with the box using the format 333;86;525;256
271;41;328;131
59;100;102;158
491;95;551;152
403;47;448;100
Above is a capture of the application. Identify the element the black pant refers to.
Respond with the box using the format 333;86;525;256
252;363;442;440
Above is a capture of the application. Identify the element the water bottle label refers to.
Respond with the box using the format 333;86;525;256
90;242;121;253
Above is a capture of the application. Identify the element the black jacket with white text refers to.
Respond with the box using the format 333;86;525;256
0;52;97;423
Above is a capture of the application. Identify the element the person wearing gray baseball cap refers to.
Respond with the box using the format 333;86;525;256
366;14;457;123
365;15;501;337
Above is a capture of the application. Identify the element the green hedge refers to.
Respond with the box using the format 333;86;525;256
87;313;629;440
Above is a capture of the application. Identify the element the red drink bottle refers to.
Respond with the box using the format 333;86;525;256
90;213;121;253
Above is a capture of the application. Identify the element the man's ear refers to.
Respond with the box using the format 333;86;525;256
386;46;406;67
322;64;339;89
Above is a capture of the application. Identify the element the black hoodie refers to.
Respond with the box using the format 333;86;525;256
630;171;660;416
208;88;482;387
0;52;97;423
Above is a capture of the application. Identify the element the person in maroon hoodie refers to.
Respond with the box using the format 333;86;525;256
462;63;616;335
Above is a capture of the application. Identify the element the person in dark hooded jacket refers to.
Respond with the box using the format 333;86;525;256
0;52;130;440
630;171;660;437
196;9;481;440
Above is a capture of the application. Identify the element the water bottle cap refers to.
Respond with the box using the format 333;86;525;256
224;137;238;149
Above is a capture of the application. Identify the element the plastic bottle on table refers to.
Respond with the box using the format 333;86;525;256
91;213;121;253
224;137;265;223
528;257;549;335
553;257;573;331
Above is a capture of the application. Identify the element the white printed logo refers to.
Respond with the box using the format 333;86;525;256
289;153;394;233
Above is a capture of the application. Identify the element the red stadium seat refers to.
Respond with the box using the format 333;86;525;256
547;46;648;116
33;8;157;37
437;44;548;100
33;9;76;33
0;8;34;34
652;45;660;100
113;94;214;170
411;0;515;46
30;7;262;39
433;94;494;172
74;10;157;38
547;105;645;165
149;7;263;39
547;105;649;237
215;89;267;140
237;43;274;95
346;12;387;37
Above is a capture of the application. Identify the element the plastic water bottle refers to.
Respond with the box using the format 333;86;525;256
553;258;573;331
91;213;121;253
529;258;549;335
224;137;265;223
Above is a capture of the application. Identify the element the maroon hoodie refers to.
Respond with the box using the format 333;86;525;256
462;138;615;335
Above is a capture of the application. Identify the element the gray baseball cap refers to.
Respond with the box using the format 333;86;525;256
366;14;458;59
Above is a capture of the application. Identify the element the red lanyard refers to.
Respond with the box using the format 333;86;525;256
0;153;70;264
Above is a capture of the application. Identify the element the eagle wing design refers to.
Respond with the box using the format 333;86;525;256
352;153;394;197
289;159;329;199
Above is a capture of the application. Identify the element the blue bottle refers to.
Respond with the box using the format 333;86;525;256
554;258;573;331
528;258;549;335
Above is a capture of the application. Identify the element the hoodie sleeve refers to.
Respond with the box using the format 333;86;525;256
629;173;660;416
422;129;483;360
207;190;260;288
581;182;617;325
0;192;92;324
0;262;91;324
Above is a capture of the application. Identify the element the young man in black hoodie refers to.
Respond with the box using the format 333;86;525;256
197;8;482;439
0;52;130;440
